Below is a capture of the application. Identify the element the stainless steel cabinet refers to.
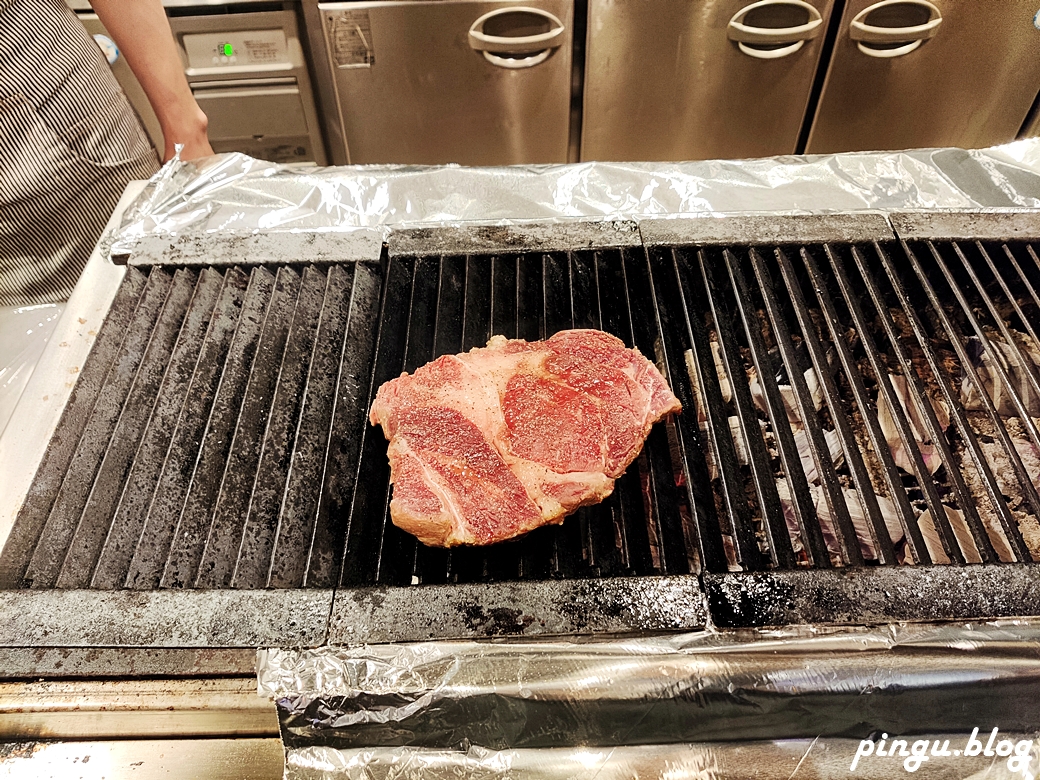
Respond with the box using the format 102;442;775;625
807;0;1040;153
317;0;573;165
582;0;835;162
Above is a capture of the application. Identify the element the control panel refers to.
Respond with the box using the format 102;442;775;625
182;29;291;70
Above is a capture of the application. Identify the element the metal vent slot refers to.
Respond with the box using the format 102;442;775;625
1;263;382;590
340;249;699;587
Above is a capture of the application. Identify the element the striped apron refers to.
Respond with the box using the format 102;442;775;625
0;0;160;306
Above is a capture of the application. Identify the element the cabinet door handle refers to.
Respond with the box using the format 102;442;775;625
728;0;824;59
850;0;942;57
468;6;565;64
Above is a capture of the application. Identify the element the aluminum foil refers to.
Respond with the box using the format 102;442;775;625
259;621;1040;771
112;140;1040;255
283;739;1040;780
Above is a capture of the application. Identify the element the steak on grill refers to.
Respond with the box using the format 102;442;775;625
369;329;682;546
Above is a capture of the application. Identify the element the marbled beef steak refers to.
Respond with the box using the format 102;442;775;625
369;329;682;547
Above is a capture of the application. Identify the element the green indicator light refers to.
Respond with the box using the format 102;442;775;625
222;43;234;56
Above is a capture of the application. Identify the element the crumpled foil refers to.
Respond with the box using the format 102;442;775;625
111;140;1040;255
259;620;1040;775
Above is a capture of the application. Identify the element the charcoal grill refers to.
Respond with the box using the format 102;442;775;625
1;211;1039;652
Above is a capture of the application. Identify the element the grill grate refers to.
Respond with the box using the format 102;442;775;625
341;249;698;587
660;240;1040;578
0;263;382;590
3;216;1040;632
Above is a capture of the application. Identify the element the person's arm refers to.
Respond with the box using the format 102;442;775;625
90;0;213;161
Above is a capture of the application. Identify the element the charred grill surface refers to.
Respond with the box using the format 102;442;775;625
3;220;1040;633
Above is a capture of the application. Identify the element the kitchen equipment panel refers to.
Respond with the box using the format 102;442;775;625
174;10;327;164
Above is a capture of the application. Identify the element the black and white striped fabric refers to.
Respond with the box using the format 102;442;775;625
0;0;159;306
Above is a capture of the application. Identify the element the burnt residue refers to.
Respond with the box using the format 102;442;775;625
458;604;536;635
327;577;706;644
0;742;42;761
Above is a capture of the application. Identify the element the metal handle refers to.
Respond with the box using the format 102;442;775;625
737;40;807;58
728;0;824;57
468;7;565;55
481;49;553;68
850;0;942;57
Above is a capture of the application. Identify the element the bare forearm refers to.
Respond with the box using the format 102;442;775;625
90;0;212;160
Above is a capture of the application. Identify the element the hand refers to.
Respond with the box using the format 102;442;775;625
162;105;214;162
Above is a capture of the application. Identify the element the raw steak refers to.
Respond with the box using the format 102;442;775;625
369;329;682;547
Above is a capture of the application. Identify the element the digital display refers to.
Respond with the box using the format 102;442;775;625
222;43;234;56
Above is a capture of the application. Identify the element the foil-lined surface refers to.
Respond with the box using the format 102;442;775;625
259;621;1040;700
259;621;1040;779
283;739;1040;780
111;141;1040;255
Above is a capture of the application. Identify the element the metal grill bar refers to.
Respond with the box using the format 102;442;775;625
856;245;986;561
1019;246;1040;315
266;265;357;588
90;269;226;588
4;260;383;593
826;247;955;561
939;243;1040;458
27;269;175;588
543;251;581;579
910;242;1040;552
335;248;695;588
231;266;329;589
692;252;774;570
123;267;251;588
387;254;443;586
155;266;276;588
749;248;863;566
595;249;653;575
799;248;926;564
0;269;148;588
644;248;726;573
339;257;412;587
903;240;1040;560
55;269;199;588
186;267;301;588
479;255;525;583
994;244;1040;363
626;249;693;575
440;256;484;586
877;243;1028;562
5;218;1040;635
774;249;895;565
303;263;382;588
725;250;830;569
